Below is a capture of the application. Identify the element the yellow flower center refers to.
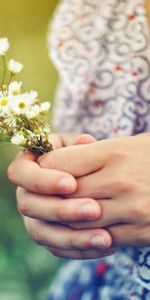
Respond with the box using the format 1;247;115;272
1;98;8;106
13;89;21;96
19;102;26;109
35;128;42;134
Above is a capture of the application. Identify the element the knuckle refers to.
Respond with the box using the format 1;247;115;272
16;188;30;216
110;148;126;161
111;176;137;194
7;163;15;182
16;186;22;203
25;219;43;245
110;178;125;193
17;198;28;216
132;200;148;221
68;231;85;250
56;205;66;221
34;174;45;193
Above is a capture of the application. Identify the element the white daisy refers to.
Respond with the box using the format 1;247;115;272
8;91;38;115
8;59;23;74
27;90;38;103
0;97;10;114
8;81;22;96
40;101;50;113
0;37;9;56
26;105;40;119
11;133;26;145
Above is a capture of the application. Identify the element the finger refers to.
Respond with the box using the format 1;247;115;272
24;217;112;250
8;151;77;194
69;198;136;230
48;133;63;149
98;198;139;226
108;223;150;247
45;246;116;259
68;157;135;199
70;169;114;199
74;134;97;145
38;141;108;177
17;187;101;222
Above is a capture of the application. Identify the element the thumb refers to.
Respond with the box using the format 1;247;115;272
38;141;105;177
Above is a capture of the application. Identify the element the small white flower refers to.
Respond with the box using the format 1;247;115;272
8;59;23;74
11;133;26;145
4;116;17;128
26;130;36;139
43;124;51;134
0;37;9;56
9;81;22;96
27;91;38;103
40;102;50;113
9;96;27;115
0;97;10;114
26;105;40;119
8;91;37;115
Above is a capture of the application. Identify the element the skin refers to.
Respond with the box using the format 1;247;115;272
38;133;150;248
8;132;150;259
8;134;115;259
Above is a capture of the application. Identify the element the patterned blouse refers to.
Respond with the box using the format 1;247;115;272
47;1;150;299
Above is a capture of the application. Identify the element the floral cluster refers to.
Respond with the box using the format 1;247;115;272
0;37;53;155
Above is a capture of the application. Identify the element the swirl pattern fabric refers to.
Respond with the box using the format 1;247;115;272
47;0;150;299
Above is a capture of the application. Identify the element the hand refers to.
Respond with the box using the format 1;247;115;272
49;132;98;148
38;133;150;247
8;133;115;259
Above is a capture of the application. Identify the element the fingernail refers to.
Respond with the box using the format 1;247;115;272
90;235;107;248
59;177;75;192
80;203;100;220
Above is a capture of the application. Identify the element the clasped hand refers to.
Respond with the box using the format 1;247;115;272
8;133;150;259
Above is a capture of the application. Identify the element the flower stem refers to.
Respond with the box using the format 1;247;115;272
1;55;7;89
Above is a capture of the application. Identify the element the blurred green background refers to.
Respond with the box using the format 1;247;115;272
0;1;61;299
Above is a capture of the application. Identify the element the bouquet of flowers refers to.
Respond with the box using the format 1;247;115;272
0;37;53;155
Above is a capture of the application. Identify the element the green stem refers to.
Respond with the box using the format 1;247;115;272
7;73;14;95
1;56;7;93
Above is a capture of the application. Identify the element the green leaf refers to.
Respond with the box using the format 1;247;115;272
0;132;10;143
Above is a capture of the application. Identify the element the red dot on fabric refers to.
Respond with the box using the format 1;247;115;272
113;128;119;133
57;41;64;48
132;71;139;77
94;100;102;108
128;15;137;21
96;262;108;276
115;65;122;72
90;86;96;94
